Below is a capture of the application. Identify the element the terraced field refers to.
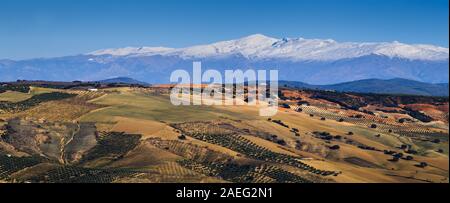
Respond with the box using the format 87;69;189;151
295;105;448;142
171;122;339;176
178;160;311;183
25;165;139;183
78;131;141;167
0;155;44;180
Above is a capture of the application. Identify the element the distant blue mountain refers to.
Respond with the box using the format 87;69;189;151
0;35;448;86
280;78;449;97
97;77;149;86
0;54;448;85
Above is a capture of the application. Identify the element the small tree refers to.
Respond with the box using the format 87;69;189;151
276;139;287;146
417;162;428;168
178;134;186;140
329;145;340;150
281;103;291;109
393;153;404;159
431;139;441;144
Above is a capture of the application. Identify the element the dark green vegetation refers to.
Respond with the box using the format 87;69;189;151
178;160;311;183
4;81;90;90
4;79;148;90
0;155;45;180
306;90;448;110
25;166;138;183
0;84;30;94
404;107;434;123
79;132;141;165
0;92;75;112
0;155;139;183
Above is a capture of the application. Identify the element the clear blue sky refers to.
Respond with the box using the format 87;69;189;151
1;0;448;60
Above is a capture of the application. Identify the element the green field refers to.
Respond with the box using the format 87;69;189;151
79;91;259;124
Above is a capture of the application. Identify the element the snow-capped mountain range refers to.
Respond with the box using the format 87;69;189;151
89;34;449;61
0;34;448;85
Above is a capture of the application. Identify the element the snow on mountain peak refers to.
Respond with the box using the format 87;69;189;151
241;33;276;41
88;34;449;61
373;42;449;60
171;34;279;58
89;46;174;56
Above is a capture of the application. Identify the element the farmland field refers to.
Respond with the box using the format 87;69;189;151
0;85;448;183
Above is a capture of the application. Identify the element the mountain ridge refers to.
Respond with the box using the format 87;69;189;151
2;76;446;97
97;77;149;85
88;34;449;61
1;34;448;85
280;78;449;96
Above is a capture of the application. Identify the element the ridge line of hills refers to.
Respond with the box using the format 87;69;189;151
2;77;448;97
279;78;449;97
